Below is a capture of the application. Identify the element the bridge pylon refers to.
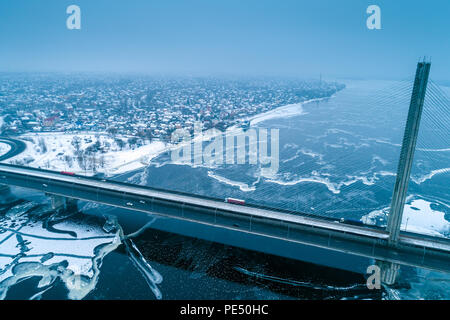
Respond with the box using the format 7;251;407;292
387;61;431;244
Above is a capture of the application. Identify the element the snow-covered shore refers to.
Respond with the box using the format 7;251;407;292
246;97;328;126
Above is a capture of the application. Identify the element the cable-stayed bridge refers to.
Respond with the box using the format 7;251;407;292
0;62;449;284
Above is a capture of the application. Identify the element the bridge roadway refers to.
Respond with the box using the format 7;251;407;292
0;163;449;275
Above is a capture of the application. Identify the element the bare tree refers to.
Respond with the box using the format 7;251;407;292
99;155;106;168
91;154;97;173
107;127;118;138
64;155;73;168
72;136;81;153
77;151;88;173
115;138;125;151
38;138;47;154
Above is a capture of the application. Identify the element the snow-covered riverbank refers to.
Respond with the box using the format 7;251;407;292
5;132;166;177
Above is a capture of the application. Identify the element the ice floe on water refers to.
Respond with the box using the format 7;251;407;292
124;238;163;300
0;201;122;299
412;168;450;184
361;196;450;238
207;171;257;192
264;170;390;195
204;165;396;196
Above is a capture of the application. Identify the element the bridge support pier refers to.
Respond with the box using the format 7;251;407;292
47;194;78;211
50;195;66;210
376;260;401;286
66;198;78;211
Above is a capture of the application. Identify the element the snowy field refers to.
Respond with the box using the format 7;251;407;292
5;132;167;177
4;128;234;177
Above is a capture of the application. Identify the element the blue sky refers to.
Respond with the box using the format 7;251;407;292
0;0;449;80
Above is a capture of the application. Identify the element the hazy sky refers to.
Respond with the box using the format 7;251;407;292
0;0;449;80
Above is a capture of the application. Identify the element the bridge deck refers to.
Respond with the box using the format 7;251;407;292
0;163;449;274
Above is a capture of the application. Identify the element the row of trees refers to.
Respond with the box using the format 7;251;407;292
107;127;154;143
66;134;147;173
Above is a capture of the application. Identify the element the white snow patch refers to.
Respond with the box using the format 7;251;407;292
361;198;450;238
245;97;328;126
401;199;450;237
0;143;11;157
